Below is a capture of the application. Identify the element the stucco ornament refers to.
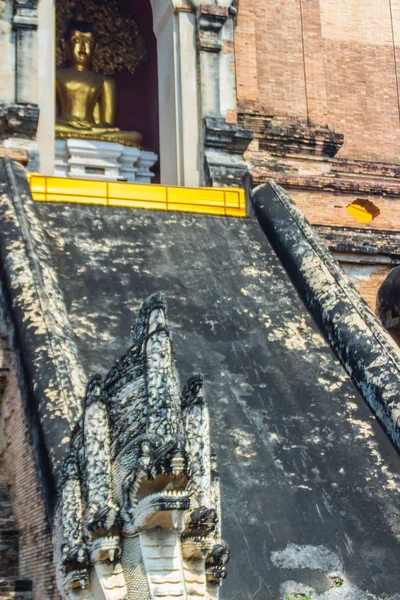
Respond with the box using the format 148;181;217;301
53;292;229;600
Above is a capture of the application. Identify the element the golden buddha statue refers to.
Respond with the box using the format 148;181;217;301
56;20;143;147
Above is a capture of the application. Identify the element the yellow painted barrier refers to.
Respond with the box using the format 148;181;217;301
28;175;246;218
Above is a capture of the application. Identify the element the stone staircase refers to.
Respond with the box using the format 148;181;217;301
0;464;32;600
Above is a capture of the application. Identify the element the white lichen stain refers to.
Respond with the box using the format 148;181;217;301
267;316;312;351
262;313;272;328
344;404;400;498
271;543;342;572
273;544;395;600
217;397;229;405
317;378;343;393
231;429;257;460
349;419;373;441
204;318;218;332
243;266;272;278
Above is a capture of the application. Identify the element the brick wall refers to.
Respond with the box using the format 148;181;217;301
235;0;400;163
0;361;57;600
234;0;400;311
288;189;400;232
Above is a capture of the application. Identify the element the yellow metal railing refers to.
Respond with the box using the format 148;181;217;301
28;175;246;217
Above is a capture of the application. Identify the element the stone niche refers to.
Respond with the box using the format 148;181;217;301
54;0;160;182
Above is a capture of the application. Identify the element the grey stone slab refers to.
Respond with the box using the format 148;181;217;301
35;200;400;599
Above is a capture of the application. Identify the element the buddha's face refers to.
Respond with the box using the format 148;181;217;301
65;30;95;70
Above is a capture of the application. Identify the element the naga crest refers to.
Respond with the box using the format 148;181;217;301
53;292;229;600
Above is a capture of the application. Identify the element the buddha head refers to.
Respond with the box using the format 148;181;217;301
63;19;95;70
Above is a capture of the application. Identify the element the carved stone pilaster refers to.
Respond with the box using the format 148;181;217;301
204;116;253;186
195;2;252;187
197;5;228;52
13;0;38;105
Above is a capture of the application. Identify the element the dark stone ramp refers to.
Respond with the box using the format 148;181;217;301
36;201;400;599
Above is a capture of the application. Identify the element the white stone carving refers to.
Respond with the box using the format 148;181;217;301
54;139;158;183
54;140;69;177
53;293;229;600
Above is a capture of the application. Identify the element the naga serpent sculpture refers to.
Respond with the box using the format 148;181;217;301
53;292;229;600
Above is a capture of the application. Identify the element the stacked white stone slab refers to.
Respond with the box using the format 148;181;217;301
55;139;158;183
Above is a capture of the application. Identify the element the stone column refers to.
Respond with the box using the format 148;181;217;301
13;0;38;104
151;0;201;187
35;0;54;175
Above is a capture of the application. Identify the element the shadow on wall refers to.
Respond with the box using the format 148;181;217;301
113;0;159;159
376;265;400;346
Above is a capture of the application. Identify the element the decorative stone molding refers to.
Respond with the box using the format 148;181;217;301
238;112;343;159
13;0;38;28
188;1;236;10
258;119;343;159
204;116;253;186
238;110;350;191
315;225;400;261
55;139;158;183
0;103;39;139
54;293;229;600
254;172;400;197
198;5;228;52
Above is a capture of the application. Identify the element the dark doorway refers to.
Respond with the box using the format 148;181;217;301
114;1;159;163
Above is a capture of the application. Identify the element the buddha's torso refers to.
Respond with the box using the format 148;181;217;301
56;68;105;123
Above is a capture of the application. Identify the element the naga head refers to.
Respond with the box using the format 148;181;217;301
53;293;229;600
